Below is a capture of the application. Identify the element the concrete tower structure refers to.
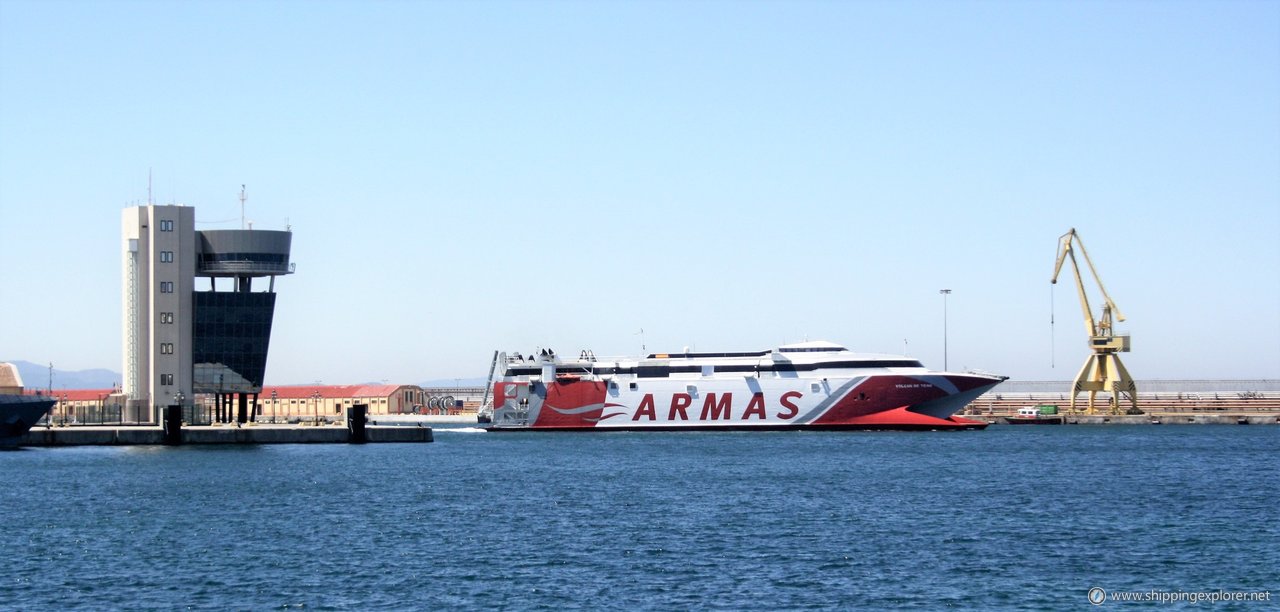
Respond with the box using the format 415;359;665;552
122;205;196;421
121;204;293;423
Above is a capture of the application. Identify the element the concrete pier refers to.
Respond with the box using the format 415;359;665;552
18;424;432;447
982;413;1280;426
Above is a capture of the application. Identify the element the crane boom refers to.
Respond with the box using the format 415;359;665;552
1052;229;1125;330
1052;230;1096;337
1049;228;1138;415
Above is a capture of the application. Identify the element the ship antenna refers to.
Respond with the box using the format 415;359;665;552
239;184;247;229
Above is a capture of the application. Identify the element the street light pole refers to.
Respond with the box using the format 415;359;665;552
939;289;952;371
271;389;277;424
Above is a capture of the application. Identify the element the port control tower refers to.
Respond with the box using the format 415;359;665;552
121;203;294;423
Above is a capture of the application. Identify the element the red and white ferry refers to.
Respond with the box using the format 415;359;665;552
484;341;1003;431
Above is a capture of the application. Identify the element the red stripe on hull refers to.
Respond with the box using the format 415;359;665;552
531;379;609;428
840;406;986;429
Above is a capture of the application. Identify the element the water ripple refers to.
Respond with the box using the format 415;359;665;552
1;427;1277;609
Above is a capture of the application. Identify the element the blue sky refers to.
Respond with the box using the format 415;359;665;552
2;0;1277;385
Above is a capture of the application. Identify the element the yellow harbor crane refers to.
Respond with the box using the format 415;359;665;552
1051;228;1138;415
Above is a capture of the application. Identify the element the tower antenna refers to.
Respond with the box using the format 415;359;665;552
239;185;247;229
148;168;153;205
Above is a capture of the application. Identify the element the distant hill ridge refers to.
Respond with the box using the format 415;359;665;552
4;360;121;391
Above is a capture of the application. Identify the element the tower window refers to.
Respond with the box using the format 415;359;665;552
160;281;174;293
160;374;174;386
160;343;174;354
160;312;174;324
159;220;174;232
159;251;173;263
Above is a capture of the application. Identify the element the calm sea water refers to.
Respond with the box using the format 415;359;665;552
2;426;1276;610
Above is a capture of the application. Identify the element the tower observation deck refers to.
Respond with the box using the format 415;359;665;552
197;229;294;278
192;229;294;421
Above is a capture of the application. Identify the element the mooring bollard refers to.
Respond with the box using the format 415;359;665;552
163;404;182;445
348;403;368;444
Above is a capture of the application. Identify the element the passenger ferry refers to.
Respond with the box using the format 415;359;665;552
485;341;1004;431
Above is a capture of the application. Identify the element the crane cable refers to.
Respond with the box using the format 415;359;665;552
1050;283;1056;369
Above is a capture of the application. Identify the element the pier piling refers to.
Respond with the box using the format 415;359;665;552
348;404;368;444
163;405;182;445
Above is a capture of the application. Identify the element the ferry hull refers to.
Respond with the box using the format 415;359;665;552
487;373;1000;432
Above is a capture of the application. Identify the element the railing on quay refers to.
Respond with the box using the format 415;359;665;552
40;405;149;427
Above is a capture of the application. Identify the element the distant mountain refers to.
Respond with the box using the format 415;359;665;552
3;360;121;391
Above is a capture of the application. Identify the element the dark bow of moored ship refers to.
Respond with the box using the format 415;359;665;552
1;363;56;447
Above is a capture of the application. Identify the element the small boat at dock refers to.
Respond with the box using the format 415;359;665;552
1004;405;1063;425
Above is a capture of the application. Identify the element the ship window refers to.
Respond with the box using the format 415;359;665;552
637;365;668;378
701;365;714;376
629;382;638;391
812;383;821;393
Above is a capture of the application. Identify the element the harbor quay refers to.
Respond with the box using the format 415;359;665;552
967;379;1280;425
19;422;433;446
18;401;433;446
974;414;1280;426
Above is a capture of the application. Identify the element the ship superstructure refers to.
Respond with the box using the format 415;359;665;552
486;341;1003;431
